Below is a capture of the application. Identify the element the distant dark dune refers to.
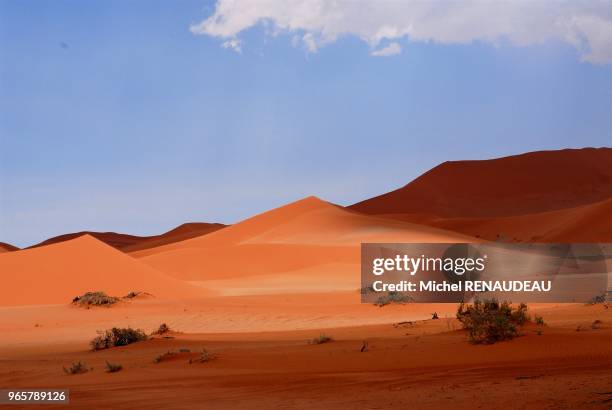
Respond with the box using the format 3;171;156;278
28;222;226;252
350;147;612;218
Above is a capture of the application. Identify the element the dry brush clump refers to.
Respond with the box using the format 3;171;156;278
72;291;119;307
63;361;90;375
72;291;147;307
456;299;529;344
309;334;333;345
374;291;414;307
152;323;170;335
189;348;214;364
105;361;123;373
90;327;148;351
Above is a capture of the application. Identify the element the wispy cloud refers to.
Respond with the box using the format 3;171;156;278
221;38;242;53
371;42;402;57
190;0;612;64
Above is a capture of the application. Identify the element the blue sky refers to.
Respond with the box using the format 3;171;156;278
1;0;612;247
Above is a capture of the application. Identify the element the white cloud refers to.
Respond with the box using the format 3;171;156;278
371;42;402;57
190;0;612;64
221;38;242;53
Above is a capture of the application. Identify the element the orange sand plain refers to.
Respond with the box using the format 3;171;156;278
1;190;611;408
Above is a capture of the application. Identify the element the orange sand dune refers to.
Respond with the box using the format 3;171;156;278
0;241;18;252
383;197;612;243
0;235;205;306
351;147;612;218
137;197;473;289
29;222;226;252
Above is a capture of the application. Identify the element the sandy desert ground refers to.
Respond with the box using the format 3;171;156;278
1;148;611;409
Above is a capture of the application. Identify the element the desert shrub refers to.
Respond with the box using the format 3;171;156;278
105;361;122;373
189;348;213;364
199;348;212;362
154;351;176;363
63;361;89;375
90;327;147;350
587;294;607;305
534;315;545;326
456;300;530;344
360;285;375;294
124;291;141;299
309;334;333;345
374;291;413;307
152;323;170;335
73;291;119;307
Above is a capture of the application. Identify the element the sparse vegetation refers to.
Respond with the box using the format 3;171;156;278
90;327;147;350
456;299;529;344
534;315;545;326
360;285;375;294
309;334;333;345
72;291;119;307
592;319;603;329
124;291;141;299
587;294;607;305
105;361;122;373
179;348;191;353
188;348;213;364
154;350;176;363
198;348;212;362
63;361;89;375
374;291;413;307
152;323;170;335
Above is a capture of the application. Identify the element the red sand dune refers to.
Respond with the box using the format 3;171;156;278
28;222;226;252
382;197;612;243
0;241;18;252
137;197;472;290
0;235;204;306
350;147;612;218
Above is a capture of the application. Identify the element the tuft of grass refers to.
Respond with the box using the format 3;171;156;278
63;361;89;375
534;315;545;326
374;291;413;307
199;348;211;362
189;348;214;364
456;299;529;344
154;351;175;363
105;361;122;373
152;323;170;335
90;327;147;351
309;334;333;345
73;291;119;307
124;291;141;299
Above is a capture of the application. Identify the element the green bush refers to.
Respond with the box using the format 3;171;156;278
456;300;529;344
90;327;147;350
